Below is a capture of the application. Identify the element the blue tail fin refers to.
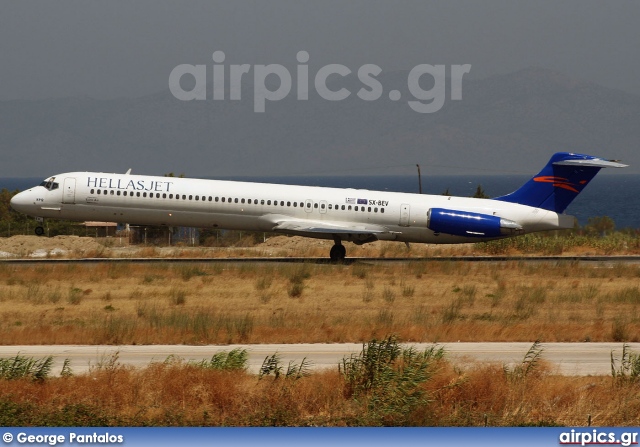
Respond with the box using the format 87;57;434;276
495;152;627;213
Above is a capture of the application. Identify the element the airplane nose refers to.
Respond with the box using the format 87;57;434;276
9;191;31;213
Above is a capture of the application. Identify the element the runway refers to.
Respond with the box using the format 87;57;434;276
1;255;640;266
1;342;638;376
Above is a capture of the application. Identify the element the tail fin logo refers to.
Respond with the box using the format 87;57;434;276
533;176;580;193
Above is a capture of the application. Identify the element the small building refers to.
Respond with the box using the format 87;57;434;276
82;221;118;237
128;225;199;245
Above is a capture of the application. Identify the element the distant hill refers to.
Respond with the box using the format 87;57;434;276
1;67;638;177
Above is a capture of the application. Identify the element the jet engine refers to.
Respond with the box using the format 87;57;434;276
427;208;522;238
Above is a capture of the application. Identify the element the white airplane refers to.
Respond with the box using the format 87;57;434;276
10;152;626;260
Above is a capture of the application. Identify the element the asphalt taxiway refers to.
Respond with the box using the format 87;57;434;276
1;342;638;376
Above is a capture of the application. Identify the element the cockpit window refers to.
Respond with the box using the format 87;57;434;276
39;179;59;191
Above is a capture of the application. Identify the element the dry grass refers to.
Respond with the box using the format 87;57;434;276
5;231;640;259
1;349;639;426
0;261;639;344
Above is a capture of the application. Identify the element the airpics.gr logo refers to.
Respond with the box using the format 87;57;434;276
169;51;471;113
533;176;588;193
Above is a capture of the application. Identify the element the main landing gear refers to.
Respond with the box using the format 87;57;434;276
329;238;346;262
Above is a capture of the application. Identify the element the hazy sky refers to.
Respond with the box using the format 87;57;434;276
1;0;639;100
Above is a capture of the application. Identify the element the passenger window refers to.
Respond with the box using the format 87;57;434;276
208;196;212;201
182;195;186;200
90;189;95;194
261;200;265;205
368;207;371;212
374;207;378;212
381;208;385;213
341;205;345;210
355;206;358;211
117;191;121;196
321;204;325;209
169;194;173;199
307;203;311;208
215;197;219;202
348;205;352;210
143;192;147;198
137;192;141;197
293;202;297;207
234;198;238;203
267;200;271;205
195;195;199;200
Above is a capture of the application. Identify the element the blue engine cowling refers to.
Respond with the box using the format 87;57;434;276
427;208;522;238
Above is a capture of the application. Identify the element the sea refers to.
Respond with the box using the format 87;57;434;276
2;174;639;230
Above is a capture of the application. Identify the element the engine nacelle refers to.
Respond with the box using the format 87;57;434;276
427;208;523;238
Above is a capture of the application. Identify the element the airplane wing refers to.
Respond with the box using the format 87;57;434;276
263;215;399;242
272;219;388;235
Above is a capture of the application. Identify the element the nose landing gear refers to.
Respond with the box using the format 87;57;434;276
34;217;45;236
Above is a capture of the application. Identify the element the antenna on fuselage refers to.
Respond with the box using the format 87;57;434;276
125;169;132;175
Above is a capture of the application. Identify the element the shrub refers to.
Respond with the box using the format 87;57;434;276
0;355;55;381
339;336;444;425
193;348;248;371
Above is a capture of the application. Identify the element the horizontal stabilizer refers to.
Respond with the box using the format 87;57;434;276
553;159;628;168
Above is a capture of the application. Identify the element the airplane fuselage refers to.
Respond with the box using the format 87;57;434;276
10;171;574;246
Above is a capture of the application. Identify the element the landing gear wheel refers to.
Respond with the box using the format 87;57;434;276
34;226;45;236
329;243;346;262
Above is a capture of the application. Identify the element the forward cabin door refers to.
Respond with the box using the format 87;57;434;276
399;203;410;227
62;178;76;204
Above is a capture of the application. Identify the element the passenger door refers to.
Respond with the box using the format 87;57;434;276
62;178;76;204
399;203;410;226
